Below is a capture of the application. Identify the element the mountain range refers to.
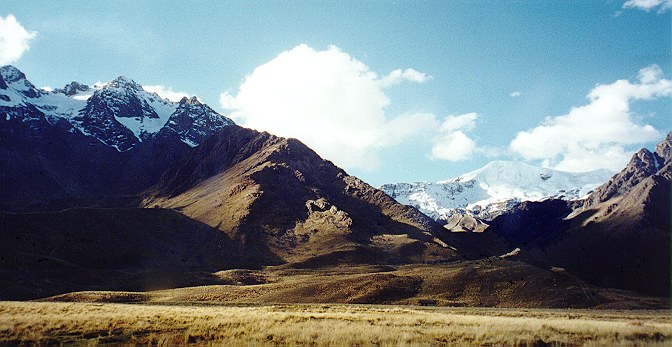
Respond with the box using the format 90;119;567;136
380;161;614;221
0;65;668;305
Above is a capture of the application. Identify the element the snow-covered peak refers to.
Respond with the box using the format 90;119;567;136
0;65;27;84
104;76;144;91
163;95;233;146
381;161;614;221
1;67;234;152
0;65;41;98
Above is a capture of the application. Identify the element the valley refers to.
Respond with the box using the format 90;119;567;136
1;64;670;346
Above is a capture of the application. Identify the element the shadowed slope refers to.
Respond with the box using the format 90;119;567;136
0;208;255;300
486;132;671;296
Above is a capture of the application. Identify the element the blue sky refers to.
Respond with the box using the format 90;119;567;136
1;1;670;186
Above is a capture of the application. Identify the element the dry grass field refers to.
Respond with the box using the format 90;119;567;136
1;301;670;346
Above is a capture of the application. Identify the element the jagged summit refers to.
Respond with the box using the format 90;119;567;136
0;65;41;98
381;161;613;220
0;65;27;84
105;76;144;91
0;66;234;151
584;132;671;207
161;95;233;147
179;96;201;105
54;81;90;96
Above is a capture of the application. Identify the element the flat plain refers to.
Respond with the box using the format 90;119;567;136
1;301;670;346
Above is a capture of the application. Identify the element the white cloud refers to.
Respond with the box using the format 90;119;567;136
220;44;434;170
41;85;53;92
430;113;478;162
623;0;672;12
379;68;431;88
0;14;36;66
510;91;522;97
509;64;670;172
143;85;191;102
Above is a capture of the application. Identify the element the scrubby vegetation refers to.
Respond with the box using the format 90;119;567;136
1;301;670;346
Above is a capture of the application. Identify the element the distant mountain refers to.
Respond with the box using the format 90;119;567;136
0;65;233;210
486;132;671;296
380;161;612;221
0;65;232;150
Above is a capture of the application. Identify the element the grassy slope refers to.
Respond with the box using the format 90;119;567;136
45;260;667;310
1;301;670;346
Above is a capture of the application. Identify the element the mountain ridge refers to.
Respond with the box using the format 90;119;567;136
381;161;613;221
485;132;671;296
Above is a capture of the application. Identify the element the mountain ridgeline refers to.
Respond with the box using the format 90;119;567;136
0;66;492;299
0;65;668;304
0;65;232;210
485;133;671;296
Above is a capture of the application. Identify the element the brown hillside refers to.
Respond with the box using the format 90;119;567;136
143;126;483;266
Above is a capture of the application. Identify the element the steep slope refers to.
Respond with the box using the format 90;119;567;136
143;125;482;266
381;161;612;220
486;132;671;296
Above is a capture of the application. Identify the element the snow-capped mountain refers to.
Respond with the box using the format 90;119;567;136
0;65;233;151
380;161;613;221
0;65;236;210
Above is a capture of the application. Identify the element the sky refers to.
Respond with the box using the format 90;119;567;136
1;0;670;186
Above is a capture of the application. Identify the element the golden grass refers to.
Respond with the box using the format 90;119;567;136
1;301;670;346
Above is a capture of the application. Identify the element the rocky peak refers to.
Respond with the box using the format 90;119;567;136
584;133;671;207
0;65;27;84
105;76;144;92
162;96;233;147
0;65;41;98
179;96;201;106
55;81;91;96
654;131;672;166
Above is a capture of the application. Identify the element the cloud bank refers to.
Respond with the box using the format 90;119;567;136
510;65;670;172
0;15;36;66
220;44;435;170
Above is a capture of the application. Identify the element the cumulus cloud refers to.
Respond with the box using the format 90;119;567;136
220;44;434;170
509;64;670;172
623;0;672;12
510;91;522;97
0;14;36;66
143;85;192;102
430;113;478;162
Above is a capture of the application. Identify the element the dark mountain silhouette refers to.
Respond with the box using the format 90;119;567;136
487;132;671;296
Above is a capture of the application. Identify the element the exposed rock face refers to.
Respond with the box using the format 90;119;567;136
54;81;90;96
159;96;233;147
584;148;660;207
